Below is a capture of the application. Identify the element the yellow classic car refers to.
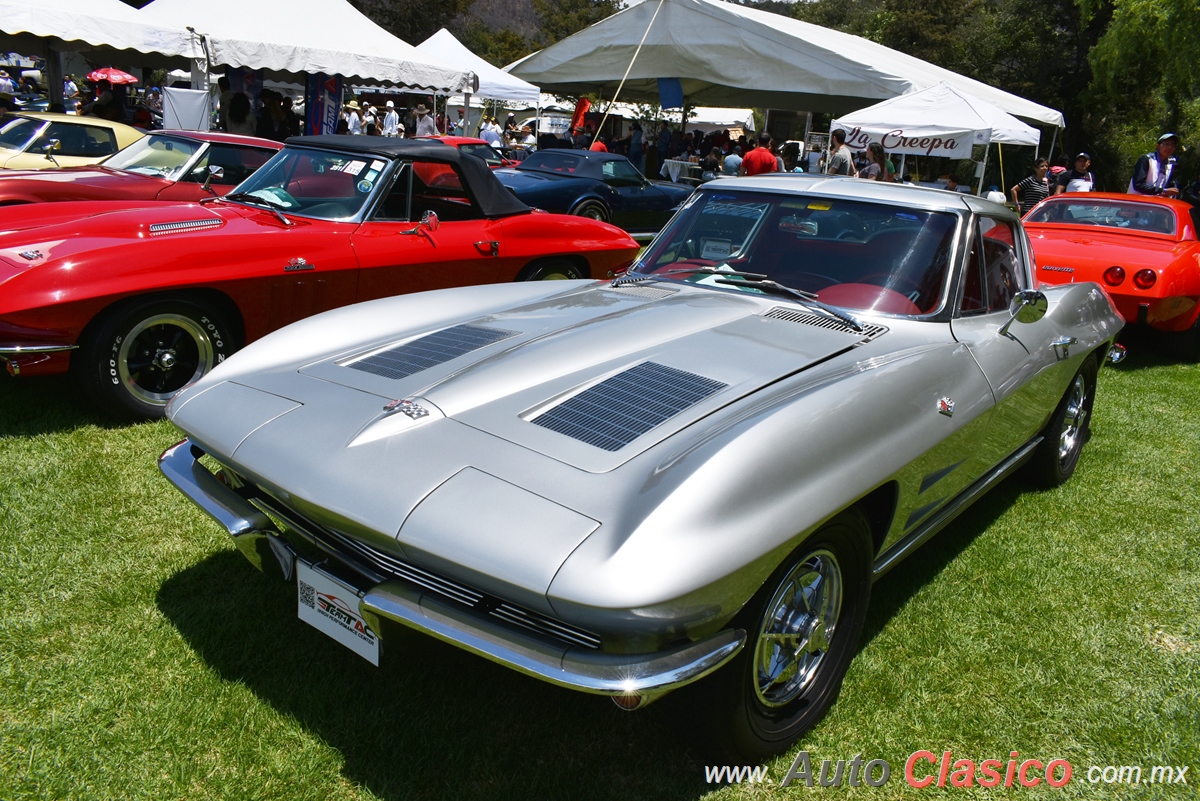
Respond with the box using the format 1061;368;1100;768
0;112;144;170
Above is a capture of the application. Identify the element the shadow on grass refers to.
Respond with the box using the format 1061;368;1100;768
0;373;130;437
1110;325;1194;371
157;551;713;801
861;474;1025;649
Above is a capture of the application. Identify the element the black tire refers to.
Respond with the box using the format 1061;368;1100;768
516;259;586;281
571;199;609;222
686;510;873;762
75;296;237;420
1027;356;1098;488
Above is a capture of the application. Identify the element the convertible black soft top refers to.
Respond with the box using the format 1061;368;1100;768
286;135;532;219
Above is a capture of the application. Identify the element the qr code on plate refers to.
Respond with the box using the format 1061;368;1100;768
299;580;315;609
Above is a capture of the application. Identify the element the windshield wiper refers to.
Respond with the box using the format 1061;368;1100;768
223;192;293;226
714;277;865;332
611;264;766;287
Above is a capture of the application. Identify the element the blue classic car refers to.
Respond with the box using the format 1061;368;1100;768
495;149;693;236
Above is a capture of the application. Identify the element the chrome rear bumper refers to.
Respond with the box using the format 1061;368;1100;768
159;438;746;700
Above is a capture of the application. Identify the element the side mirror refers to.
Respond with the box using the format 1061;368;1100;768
42;138;62;166
999;289;1048;336
201;165;225;194
400;210;440;235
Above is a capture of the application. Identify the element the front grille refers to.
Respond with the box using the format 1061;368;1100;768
342;323;520;380
763;306;888;339
251;493;602;650
532;361;727;451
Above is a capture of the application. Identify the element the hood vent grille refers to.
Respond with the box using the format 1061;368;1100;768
763;307;888;339
343;323;519;380
148;218;223;235
532;361;727;451
604;284;679;300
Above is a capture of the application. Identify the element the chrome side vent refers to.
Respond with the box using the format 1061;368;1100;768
604;284;679;300
148;218;223;235
763;307;888;339
532;361;727;451
343;323;520;380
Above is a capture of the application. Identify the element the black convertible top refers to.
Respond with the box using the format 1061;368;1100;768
285;135;531;219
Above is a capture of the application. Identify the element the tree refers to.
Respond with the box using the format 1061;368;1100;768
350;0;476;45
531;0;620;45
458;23;530;68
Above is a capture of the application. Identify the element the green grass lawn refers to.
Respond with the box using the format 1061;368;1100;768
1;338;1197;800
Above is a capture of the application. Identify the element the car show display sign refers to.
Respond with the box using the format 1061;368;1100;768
296;560;379;665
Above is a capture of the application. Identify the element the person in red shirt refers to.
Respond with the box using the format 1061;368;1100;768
739;133;778;176
589;135;608;152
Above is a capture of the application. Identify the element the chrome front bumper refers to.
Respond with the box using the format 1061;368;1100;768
0;343;77;376
159;438;746;700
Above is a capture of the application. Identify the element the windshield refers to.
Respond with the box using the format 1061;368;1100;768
633;190;960;317
457;142;503;167
1026;198;1176;235
226;147;388;220
0;117;44;152
102;134;201;180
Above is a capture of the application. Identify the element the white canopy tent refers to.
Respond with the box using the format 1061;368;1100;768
417;29;538;103
138;0;470;91
831;83;1041;193
831;83;1041;153
0;0;191;58
508;0;1063;128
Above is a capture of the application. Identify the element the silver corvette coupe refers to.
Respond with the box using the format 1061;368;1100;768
161;175;1124;760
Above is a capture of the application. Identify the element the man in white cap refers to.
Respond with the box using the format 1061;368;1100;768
0;71;13;94
382;100;400;137
413;103;437;137
1130;132;1180;196
362;103;377;134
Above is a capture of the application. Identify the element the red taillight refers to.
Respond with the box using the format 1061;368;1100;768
1103;266;1125;286
1133;269;1157;289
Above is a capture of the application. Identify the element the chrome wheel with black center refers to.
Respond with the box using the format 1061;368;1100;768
1028;356;1097;488
76;295;237;420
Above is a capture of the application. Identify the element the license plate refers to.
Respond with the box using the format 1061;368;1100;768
296;560;380;666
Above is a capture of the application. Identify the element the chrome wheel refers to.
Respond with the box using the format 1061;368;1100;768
1057;373;1088;467
572;200;608;222
753;549;843;707
117;313;216;407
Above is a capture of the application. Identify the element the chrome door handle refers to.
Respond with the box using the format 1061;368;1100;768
475;241;499;257
1051;335;1077;359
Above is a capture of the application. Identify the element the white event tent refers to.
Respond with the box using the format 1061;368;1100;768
417;28;538;103
138;0;470;91
831;83;1041;154
831;83;1041;192
0;0;190;57
508;0;1063;128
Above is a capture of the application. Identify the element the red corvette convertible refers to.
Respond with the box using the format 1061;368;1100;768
0;137;640;418
0;130;282;205
1025;192;1200;357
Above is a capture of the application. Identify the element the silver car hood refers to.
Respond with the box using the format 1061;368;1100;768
294;282;869;471
169;280;879;613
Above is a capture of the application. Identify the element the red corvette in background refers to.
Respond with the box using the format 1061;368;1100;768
420;135;518;168
1025;192;1200;358
0;131;282;205
0;137;639;418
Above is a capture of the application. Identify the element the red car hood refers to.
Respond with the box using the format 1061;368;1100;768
0;200;293;269
0;166;168;201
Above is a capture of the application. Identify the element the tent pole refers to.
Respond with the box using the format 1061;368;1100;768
998;143;1006;197
1046;126;1058;160
592;0;665;147
977;144;990;196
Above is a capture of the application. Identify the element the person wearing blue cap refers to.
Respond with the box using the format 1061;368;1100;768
1129;132;1179;196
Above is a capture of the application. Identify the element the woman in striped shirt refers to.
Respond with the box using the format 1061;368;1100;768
1010;158;1051;215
